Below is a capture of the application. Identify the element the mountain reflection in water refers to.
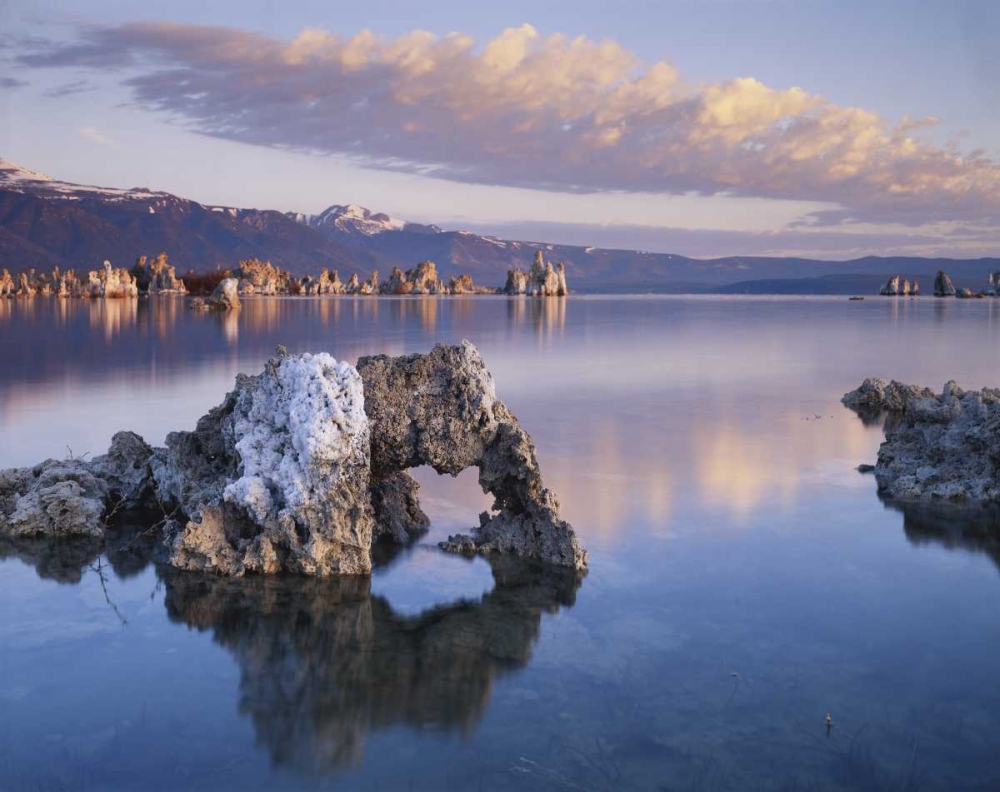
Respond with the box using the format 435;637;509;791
0;529;580;776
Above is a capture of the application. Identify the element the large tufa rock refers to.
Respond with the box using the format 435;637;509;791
0;269;13;297
934;270;957;297
988;272;1000;296
843;378;1000;501
0;431;153;538
358;341;587;570
1;344;586;576
153;351;374;576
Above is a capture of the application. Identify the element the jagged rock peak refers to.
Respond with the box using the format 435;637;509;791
934;270;957;297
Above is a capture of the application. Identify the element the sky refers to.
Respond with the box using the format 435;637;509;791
1;0;999;259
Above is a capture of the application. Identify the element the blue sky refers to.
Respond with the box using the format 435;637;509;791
1;0;998;258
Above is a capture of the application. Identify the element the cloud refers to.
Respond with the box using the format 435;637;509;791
43;79;96;98
449;219;1000;260
79;126;114;145
15;22;1000;226
0;77;29;89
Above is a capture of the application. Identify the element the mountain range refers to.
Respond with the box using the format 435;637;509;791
2;157;998;293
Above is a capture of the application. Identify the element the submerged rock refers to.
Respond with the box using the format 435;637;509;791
358;341;586;570
843;378;1000;501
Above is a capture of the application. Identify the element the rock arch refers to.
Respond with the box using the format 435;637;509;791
359;341;586;570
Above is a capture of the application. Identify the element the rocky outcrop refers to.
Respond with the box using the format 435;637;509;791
209;277;241;310
934;270;957;297
879;275;918;296
358;341;586;570
0;432;153;538
370;471;429;544
503;251;568;296
988;273;1000;296
301;268;343;296
235;258;291;295
1;343;586;575
879;275;900;296
957;287;978;299
843;378;1000;501
0;269;13;296
407;261;441;294
380;261;443;295
153;351;373;576
134;253;187;294
359;271;379;296
503;268;529;295
15;272;35;297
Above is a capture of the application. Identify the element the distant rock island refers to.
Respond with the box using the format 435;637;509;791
1;250;570;301
876;269;1000;298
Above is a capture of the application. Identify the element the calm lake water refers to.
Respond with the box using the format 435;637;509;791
2;295;1000;791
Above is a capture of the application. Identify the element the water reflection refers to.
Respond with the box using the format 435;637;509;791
882;497;1000;573
0;529;580;777
163;556;579;773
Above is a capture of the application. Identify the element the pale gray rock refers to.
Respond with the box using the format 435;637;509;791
209;277;241;310
0;431;152;538
357;341;587;570
988;272;1000;296
841;377;936;414
844;378;1000;501
0;461;106;537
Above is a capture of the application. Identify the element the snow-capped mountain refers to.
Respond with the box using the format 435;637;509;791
3;157;998;291
0;158;388;275
0;158;168;203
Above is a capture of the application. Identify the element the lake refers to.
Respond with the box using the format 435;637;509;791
2;295;1000;791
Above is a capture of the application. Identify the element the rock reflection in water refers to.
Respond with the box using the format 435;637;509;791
882;496;1000;572
0;528;581;777
162;556;580;773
